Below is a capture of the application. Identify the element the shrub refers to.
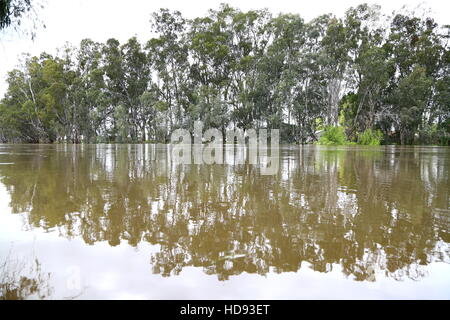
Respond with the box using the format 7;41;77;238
357;129;383;145
418;123;450;146
317;126;348;145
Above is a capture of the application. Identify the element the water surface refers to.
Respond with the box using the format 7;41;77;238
0;144;449;299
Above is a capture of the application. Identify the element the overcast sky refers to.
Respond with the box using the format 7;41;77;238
0;0;449;96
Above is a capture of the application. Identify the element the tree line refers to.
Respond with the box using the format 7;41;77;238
0;3;449;144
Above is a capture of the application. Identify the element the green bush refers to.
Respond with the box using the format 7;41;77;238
418;123;450;146
317;126;348;145
357;129;383;145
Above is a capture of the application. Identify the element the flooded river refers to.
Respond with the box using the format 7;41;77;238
0;144;449;299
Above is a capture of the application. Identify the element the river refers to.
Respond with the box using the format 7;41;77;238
0;144;449;299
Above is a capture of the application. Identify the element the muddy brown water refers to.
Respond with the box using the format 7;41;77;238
0;144;449;299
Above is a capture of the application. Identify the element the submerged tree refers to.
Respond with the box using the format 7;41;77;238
0;3;449;144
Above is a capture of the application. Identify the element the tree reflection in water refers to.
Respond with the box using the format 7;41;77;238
0;144;449;282
0;251;52;300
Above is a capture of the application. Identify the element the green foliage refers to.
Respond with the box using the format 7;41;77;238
0;0;32;29
357;129;383;145
317;126;348;145
0;0;45;40
418;123;450;146
0;4;449;145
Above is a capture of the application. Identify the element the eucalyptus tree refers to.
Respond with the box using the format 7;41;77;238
271;13;348;141
228;7;272;130
0;0;45;40
0;67;39;142
432;39;450;144
102;37;152;142
147;9;190;138
342;4;390;138
0;0;32;29
138;85;160;141
187;4;234;132
0;54;74;142
121;37;152;141
319;15;350;126
385;13;443;144
260;13;308;139
267;14;341;142
0;3;448;145
73;39;107;142
102;38;126;141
